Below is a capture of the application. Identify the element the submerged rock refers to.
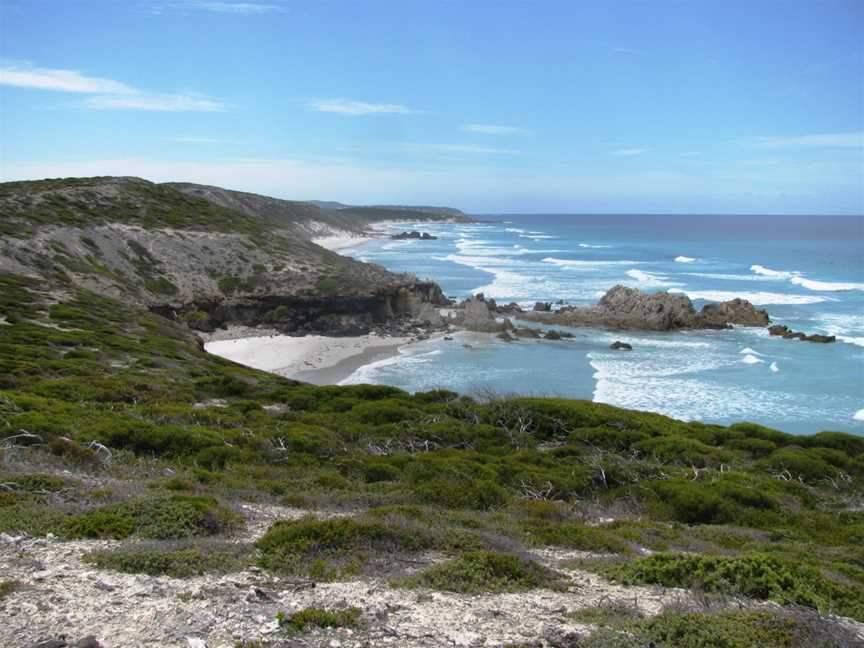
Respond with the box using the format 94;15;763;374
768;324;835;343
610;341;633;351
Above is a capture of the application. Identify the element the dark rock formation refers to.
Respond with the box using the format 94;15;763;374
533;302;552;312
513;327;542;338
390;230;438;240
496;302;524;314
700;298;770;328
768;324;836;343
610;341;633;351
157;281;450;337
518;285;770;332
496;331;516;342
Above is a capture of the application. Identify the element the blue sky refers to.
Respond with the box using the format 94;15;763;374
1;0;862;214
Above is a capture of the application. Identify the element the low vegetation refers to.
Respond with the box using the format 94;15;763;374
83;541;250;577
0;259;862;641
277;606;362;633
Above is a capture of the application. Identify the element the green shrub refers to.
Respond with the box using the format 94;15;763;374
633;435;732;467
602;553;864;621
402;550;565;593
256;516;428;577
762;448;837;483
523;521;630;554
0;579;20;600
414;478;508;510
277;606;361;632
83;542;248;577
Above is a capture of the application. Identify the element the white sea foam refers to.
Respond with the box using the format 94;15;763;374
505;227;526;233
543;257;642;269
675;256;696;263
770;362;780;373
520;234;556;240
789;276;864;292
739;347;762;355
683;272;766;282
750;264;796;279
339;348;442;385
854;409;864;422
589;349;838;425
579;243;612;248
741;354;764;364
668;288;828;305
626;269;683;288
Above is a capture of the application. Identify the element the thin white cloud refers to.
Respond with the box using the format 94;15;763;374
190;1;284;12
0;61;229;112
86;93;228;112
461;124;529;136
612;148;647;156
168;136;233;143
748;132;864;149
145;1;285;14
0;62;134;94
307;98;415;116
407;143;521;155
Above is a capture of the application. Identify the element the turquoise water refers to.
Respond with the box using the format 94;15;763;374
341;215;864;435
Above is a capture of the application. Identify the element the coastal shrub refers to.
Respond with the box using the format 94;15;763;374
277;607;361;632
802;431;864;457
633;435;733;467
575;606;855;648
402;550;565;593
363;462;400;483
413;478;508;510
727;437;777;457
217;276;243;293
83;542;249;577
522;520;630;554
315;277;339;294
255;516;428;577
64;494;241;540
648;480;735;524
352;399;417;425
0;580;20;600
762;448;837;482
601;553;864;620
144;276;178;296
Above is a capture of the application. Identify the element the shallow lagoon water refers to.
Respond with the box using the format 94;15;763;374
344;215;864;434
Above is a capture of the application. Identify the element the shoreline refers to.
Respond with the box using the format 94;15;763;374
203;331;415;383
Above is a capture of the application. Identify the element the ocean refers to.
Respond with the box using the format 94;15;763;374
340;214;864;435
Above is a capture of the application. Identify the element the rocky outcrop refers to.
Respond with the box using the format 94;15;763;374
518;285;770;332
456;294;513;333
610;341;633;351
699;298;770;328
768;324;836;343
533;302;552;312
390;230;438;240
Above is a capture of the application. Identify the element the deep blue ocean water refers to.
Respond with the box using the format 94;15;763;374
341;214;864;435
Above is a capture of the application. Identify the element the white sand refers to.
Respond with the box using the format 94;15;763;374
204;333;410;380
312;233;374;251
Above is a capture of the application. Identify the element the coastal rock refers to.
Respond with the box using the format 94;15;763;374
533;302;552;312
768;324;835;343
514;327;542;339
458;295;512;333
496;302;524;314
697;298;769;328
413;302;445;328
518;285;773;332
610;341;633;351
390;230;438;240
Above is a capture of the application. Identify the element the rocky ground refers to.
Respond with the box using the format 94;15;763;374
1;501;704;648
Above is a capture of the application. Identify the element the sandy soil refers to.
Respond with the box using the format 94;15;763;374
204;333;411;382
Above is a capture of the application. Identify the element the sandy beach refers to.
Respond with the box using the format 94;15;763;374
312;232;374;251
204;331;412;384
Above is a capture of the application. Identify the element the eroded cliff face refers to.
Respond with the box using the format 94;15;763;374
153;282;448;336
0;177;451;336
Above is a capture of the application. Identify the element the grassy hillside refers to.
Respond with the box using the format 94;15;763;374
1;270;862;645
